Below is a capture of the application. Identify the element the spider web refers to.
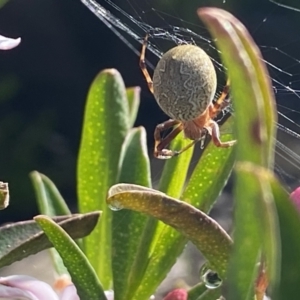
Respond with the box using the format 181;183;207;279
81;0;300;190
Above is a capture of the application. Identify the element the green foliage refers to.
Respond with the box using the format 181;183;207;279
30;171;71;216
0;212;100;268
107;184;232;277
35;215;106;299
1;6;299;300
77;69;130;288
199;8;277;299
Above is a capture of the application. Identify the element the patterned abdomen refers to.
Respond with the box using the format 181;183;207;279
153;44;217;121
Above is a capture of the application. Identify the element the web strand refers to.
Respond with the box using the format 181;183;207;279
81;0;300;186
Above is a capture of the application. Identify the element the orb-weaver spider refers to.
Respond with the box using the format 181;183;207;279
139;34;236;159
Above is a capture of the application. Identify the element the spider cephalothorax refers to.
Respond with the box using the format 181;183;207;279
140;35;236;158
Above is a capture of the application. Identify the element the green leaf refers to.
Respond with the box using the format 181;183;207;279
182;117;235;211
30;171;72;275
111;127;152;300
158;132;194;198
198;8;277;299
126;133;194;299
77;68;130;288
198;9;276;168
131;121;234;299
270;176;300;300
126;87;141;127
0;212;100;268
233;163;279;299
0;181;9;210
30;171;71;216
118;127;151;187
35;215;106;300
107;185;232;278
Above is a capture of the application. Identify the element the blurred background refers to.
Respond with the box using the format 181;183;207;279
0;0;300;223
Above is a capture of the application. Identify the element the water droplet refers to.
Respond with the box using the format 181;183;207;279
202;269;222;289
108;200;123;211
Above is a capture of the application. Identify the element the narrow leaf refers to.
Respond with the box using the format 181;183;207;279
30;171;71;216
77;68;129;287
0;212;100;268
35;215;106;300
158;132;194;198
30;171;72;275
134;121;234;299
182;118;235;211
126;87;141;127
199;8;275;168
112;127;152;300
123;133;194;299
107;185;232;278
233;163;279;299
198;8;277;299
271;178;300;300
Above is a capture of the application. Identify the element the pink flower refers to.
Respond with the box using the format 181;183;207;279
0;275;117;300
0;275;78;300
0;34;21;50
290;187;300;212
163;288;188;300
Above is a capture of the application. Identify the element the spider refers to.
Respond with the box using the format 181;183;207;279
139;34;236;159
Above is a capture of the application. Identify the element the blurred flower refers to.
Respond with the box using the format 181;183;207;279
290;186;300;212
163;288;188;300
0;275;78;300
0;34;21;50
0;275;127;300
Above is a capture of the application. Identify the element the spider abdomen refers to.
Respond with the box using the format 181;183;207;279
153;44;217;121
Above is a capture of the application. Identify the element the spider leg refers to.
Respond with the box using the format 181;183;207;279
204;79;236;147
139;34;154;93
210;79;231;118
207;119;236;148
154;119;185;158
171;139;199;156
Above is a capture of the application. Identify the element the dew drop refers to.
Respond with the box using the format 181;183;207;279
202;269;222;289
108;200;123;211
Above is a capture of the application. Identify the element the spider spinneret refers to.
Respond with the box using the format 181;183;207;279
140;35;236;159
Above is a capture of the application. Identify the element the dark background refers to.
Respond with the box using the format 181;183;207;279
0;0;299;222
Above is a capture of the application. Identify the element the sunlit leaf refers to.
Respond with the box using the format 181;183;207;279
30;171;72;275
133;120;234;299
107;184;232;278
0;212;100;268
270;177;300;300
126;87;141;128
182;118;235;211
77;69;130;288
198;8;277;299
35;215;106;300
158;132;194;198
112;127;152;300
30;171;71;216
